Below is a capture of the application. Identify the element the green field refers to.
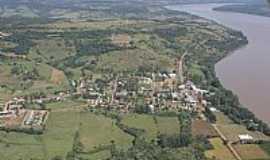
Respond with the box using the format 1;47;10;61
214;112;234;125
260;143;270;156
192;120;218;138
45;100;87;110
0;109;135;160
234;144;270;160
121;114;158;141
29;39;76;62
121;114;181;141
78;150;111;160
0;111;80;160
79;112;133;152
217;124;270;142
205;138;236;160
156;116;180;136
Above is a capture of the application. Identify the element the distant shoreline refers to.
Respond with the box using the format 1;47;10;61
167;4;270;132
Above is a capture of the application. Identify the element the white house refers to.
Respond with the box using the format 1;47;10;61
238;134;254;144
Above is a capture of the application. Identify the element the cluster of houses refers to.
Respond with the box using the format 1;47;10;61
0;97;49;133
0;68;211;133
71;71;210;115
0;31;10;38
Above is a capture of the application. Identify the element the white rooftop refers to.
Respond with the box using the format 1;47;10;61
238;134;253;140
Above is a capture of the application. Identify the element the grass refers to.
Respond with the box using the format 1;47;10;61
192;120;218;138
121;114;158;141
260;143;270;156
0;143;45;160
78;150;111;160
217;124;270;142
79;112;133;152
214;112;234;125
0;59;69;95
39;111;80;159
205;138;236;160
29;39;76;62
0;110;80;159
0;107;135;159
234;144;270;160
97;48;173;73
155;116;180;136
45;100;86;110
50;68;68;85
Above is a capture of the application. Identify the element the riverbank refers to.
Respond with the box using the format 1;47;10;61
167;4;270;134
214;3;270;18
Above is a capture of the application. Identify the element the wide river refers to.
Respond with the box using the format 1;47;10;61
168;4;270;124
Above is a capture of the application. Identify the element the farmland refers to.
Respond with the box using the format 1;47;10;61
192;120;218;138
0;110;79;160
205;138;236;160
155;116;180;136
234;144;270;160
214;112;234;125
78;113;133;152
121;114;181;141
0;107;135;159
260;143;270;156
121;114;158;141
217;124;270;142
0;1;269;160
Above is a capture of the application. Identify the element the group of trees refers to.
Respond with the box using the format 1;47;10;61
184;28;270;136
11;64;40;81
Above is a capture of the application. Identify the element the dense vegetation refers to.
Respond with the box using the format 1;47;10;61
0;0;269;160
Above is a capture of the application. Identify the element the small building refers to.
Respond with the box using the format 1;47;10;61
238;134;254;144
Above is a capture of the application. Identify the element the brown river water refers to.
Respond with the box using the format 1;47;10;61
168;4;270;124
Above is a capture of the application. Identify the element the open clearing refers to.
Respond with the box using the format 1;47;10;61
112;34;131;47
79;112;133;152
121;114;158;141
0;110;80;160
50;68;67;85
234;144;270;160
214;112;234;125
121;114;181;141
260;143;270;156
156;116;180;136
217;124;270;142
192;120;218;138
0;108;134;159
205;138;236;160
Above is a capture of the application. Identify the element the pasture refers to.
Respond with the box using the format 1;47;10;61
192;120;218;138
214;112;234;125
78;112;133;152
0;110;80;160
205;138;236;160
155;116;180;136
234;144;270;160
217;124;270;142
121;114;158;141
0;110;134;159
121;114;181;141
260;143;270;156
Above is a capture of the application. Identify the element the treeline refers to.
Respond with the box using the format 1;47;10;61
157;111;192;148
2;31;49;55
154;26;188;42
75;39;122;56
186;29;270;136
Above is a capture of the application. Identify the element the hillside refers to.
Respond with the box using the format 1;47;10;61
0;1;269;160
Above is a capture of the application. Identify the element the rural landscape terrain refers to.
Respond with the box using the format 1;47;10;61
0;0;269;160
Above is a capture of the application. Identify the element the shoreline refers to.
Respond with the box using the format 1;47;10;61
166;4;270;133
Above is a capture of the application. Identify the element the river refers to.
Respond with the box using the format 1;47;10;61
168;4;270;124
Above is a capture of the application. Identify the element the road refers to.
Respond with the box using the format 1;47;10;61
177;52;187;84
212;124;242;160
